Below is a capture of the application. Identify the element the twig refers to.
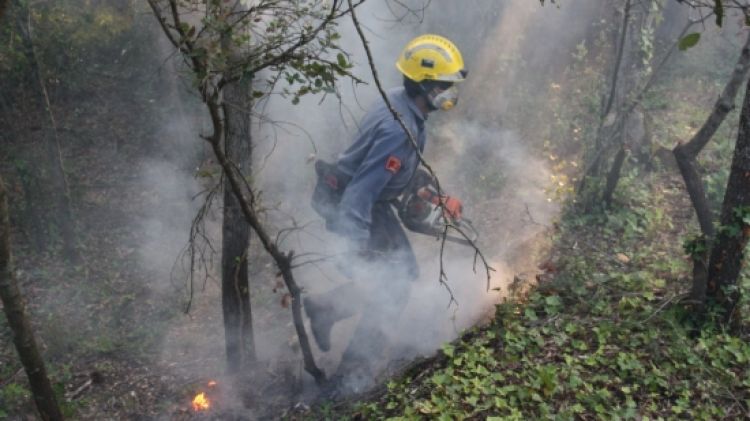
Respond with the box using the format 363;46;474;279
640;293;686;323
65;378;92;401
523;203;548;228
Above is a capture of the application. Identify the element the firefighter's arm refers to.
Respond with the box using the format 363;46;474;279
334;126;409;244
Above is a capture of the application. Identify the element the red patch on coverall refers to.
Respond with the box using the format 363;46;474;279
385;156;402;174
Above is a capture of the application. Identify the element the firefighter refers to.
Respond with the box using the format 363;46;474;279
306;34;466;394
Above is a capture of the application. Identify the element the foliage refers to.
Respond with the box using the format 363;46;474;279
678;33;701;51
148;0;357;106
0;0;145;97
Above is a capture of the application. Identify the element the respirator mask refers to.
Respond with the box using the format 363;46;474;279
429;85;459;111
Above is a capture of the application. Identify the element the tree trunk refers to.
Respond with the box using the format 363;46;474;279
0;0;8;22
706;78;750;327
0;177;63;421
672;29;750;239
671;31;750;303
13;0;78;262
146;0;325;384
221;79;256;373
602;144;628;207
219;0;255;372
579;0;633;200
673;145;715;238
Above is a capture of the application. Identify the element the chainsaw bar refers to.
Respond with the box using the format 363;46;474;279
403;216;480;248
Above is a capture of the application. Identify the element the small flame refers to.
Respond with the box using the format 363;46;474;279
207;380;217;387
192;392;210;411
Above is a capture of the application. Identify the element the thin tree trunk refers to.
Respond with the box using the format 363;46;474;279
13;0;78;262
221;80;256;372
218;0;255;374
673;145;715;238
602;144;628;207
670;31;750;303
706;78;750;328
672;30;750;237
205;98;325;384
0;177;63;421
146;0;325;384
0;0;8;21
579;15;703;198
601;0;631;122
579;0;632;194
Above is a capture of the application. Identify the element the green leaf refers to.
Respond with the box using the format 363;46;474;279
678;33;701;51
336;52;347;68
524;308;538;321
442;344;455;358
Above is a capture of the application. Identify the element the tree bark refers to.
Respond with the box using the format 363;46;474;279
602;145;628;207
674;145;715;238
218;0;256;375
0;177;63;421
221;80;256;372
579;0;633;198
0;0;8;20
706;78;750;327
670;31;750;303
673;30;750;238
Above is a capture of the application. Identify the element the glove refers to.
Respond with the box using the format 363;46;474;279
442;196;463;221
418;188;463;221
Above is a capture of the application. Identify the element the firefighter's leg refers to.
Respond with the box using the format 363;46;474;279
304;281;361;352
333;203;417;392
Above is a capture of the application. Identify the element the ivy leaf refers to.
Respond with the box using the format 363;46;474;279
678;33;701;51
442;343;455;358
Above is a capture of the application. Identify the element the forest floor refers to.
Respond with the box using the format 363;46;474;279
0;56;545;418
3;13;750;421
296;163;750;420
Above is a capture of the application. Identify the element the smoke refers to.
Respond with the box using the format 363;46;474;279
242;0;575;394
138;0;600;407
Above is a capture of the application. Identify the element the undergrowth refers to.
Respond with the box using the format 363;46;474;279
320;170;750;420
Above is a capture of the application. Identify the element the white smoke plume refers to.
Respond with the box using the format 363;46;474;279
137;0;606;407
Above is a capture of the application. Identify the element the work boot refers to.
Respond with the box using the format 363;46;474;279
303;296;334;352
317;364;375;402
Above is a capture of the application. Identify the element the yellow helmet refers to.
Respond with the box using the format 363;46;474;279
396;34;466;83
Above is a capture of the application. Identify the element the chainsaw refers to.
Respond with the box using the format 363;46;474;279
397;170;479;247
